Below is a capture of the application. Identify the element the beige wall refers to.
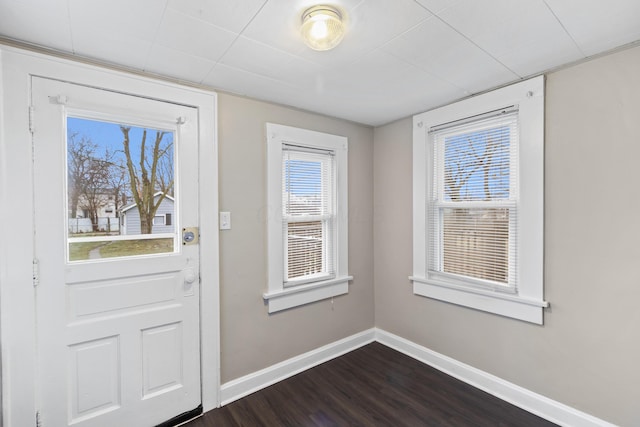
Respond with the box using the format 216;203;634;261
373;45;640;426
217;93;375;382
217;44;640;424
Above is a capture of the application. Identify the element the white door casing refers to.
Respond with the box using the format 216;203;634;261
0;46;219;427
33;76;201;427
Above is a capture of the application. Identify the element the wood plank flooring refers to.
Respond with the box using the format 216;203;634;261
187;342;557;427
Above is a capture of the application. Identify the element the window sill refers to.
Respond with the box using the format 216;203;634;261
410;276;548;324
264;275;353;313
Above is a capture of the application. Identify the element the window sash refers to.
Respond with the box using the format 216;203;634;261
428;205;517;290
284;218;335;286
282;146;336;286
428;111;519;290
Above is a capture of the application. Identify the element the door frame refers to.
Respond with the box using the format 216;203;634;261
0;45;220;427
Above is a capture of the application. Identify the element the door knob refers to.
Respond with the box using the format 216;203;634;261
184;269;196;284
183;268;197;295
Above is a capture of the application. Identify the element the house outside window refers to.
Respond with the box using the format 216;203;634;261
411;76;547;324
264;123;351;313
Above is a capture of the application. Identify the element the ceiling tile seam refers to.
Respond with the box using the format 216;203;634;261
375;13;513;94
143;44;219;82
211;62;301;92
65;0;75;54
198;66;353;125
542;0;586;58
324;26;428;69
411;0;457;17
379;48;468;95
228;10;356;70
411;1;522;79
141;0;171;75
219;34;323;75
353;0;368;10
377;13;436;50
343;3;438;68
373;13;477;92
161;7;241;35
411;0;436;15
147;8;240;82
201;0;270;84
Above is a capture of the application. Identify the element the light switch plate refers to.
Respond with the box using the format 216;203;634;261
219;211;231;230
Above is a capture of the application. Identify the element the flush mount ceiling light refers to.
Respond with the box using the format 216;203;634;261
301;5;345;51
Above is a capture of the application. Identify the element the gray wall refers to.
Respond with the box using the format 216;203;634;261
217;93;375;382
373;45;640;426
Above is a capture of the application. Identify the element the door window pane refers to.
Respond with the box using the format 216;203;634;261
67;117;176;261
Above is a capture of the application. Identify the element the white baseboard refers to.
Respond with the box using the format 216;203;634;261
218;327;614;427
375;329;616;427
219;328;376;405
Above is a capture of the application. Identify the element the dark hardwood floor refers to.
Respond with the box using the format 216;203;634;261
187;342;557;427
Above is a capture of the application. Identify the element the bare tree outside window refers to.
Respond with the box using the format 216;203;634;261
121;126;174;235
67;133;118;231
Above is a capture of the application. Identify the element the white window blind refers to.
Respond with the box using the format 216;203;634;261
282;144;336;286
429;109;519;290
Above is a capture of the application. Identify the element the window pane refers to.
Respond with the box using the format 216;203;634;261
443;125;511;201
67;117;176;261
283;158;328;216
287;220;323;280
441;208;510;284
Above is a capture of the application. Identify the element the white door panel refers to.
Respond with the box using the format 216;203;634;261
33;76;201;427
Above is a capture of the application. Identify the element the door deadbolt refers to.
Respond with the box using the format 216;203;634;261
182;227;199;245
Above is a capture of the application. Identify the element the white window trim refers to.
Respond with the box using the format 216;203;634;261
411;76;547;324
265;123;351;313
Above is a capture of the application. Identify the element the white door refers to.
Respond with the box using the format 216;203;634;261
32;76;201;427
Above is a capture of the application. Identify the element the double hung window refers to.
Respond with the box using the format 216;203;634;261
265;124;351;313
412;76;547;324
282;145;335;285
429;109;518;290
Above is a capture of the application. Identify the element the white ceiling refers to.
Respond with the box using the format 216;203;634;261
1;0;639;126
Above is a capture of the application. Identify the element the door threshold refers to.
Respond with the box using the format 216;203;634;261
156;405;203;427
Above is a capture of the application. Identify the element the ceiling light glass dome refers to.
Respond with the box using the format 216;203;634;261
301;5;345;51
